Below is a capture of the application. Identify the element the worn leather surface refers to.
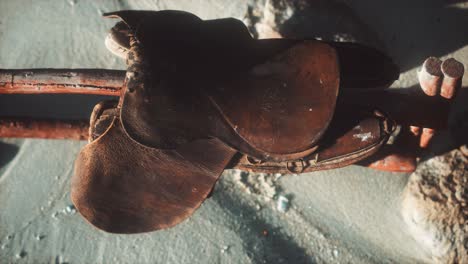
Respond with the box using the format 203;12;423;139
209;41;339;155
106;10;339;160
72;116;236;233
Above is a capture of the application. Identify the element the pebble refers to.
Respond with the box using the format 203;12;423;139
65;205;77;215
16;250;27;258
277;195;289;213
221;245;230;253
274;173;283;180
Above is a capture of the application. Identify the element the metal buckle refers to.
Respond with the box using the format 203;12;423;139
286;159;305;173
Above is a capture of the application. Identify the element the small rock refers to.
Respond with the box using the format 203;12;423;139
35;235;45;241
274;173;283;180
55;255;64;264
16;250;27;258
401;149;467;263
277;195;289;213
333;249;339;258
65;205;76;215
221;245;230;253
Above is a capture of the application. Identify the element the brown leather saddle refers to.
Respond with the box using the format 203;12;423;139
72;10;399;233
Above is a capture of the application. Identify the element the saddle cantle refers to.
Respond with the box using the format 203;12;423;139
72;10;398;233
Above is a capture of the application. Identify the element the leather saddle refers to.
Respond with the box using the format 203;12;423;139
72;10;399;233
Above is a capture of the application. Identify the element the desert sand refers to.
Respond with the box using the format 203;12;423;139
0;0;466;263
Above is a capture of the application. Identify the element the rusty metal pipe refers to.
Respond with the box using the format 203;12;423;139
0;69;125;96
417;57;443;96
0;68;454;138
0;117;89;140
441;58;464;99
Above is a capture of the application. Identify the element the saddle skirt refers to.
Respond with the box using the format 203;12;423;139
72;10;398;233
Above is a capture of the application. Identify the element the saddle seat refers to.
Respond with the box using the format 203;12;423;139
109;10;339;161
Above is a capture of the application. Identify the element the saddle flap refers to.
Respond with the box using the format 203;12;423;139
72;118;236;233
230;107;392;173
209;41;339;155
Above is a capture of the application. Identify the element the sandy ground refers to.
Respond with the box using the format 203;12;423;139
0;0;466;263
